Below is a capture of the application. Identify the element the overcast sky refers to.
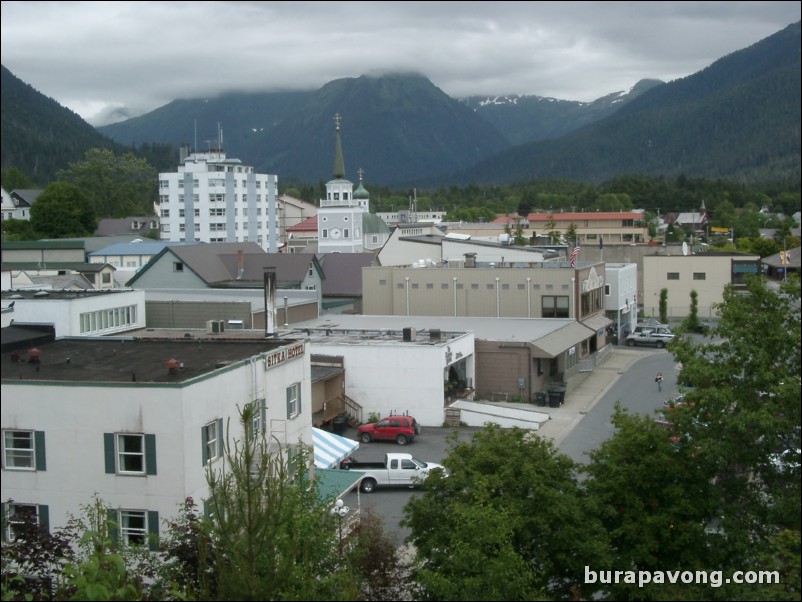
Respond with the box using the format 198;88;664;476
2;1;800;125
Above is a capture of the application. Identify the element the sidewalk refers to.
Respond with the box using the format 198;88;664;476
534;348;643;446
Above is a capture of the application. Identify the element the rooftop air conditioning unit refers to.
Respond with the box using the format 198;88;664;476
402;327;416;342
207;320;225;334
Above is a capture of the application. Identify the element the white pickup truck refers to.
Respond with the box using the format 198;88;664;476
339;452;447;493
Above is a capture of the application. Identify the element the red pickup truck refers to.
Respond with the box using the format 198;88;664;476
358;414;421;445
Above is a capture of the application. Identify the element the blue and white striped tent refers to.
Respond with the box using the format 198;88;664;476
312;428;359;469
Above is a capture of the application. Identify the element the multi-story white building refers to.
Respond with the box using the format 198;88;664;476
157;143;279;252
1;334;312;542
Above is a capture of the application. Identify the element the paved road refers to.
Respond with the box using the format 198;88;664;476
558;349;681;464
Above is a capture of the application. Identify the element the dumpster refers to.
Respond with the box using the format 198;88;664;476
332;414;349;435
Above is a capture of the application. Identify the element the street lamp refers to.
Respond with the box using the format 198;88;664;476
330;498;350;557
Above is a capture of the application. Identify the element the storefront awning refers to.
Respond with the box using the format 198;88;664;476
581;314;613;333
531;322;595;358
312;427;359;469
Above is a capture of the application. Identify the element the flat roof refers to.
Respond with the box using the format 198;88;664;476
288;315;579;343
1;336;291;384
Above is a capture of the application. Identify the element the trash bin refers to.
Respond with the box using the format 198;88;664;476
332;414;349;435
535;392;547;407
548;388;566;407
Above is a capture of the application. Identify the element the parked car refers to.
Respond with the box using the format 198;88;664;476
339;452;445;493
358;414;420;445
626;327;675;348
637;319;667;329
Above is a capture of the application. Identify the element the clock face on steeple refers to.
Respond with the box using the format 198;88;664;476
331;227;341;239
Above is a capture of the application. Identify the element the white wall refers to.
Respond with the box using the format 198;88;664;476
7;290;146;337
1;341;313;534
307;332;474;426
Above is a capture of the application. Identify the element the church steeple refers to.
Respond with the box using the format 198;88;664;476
332;113;345;179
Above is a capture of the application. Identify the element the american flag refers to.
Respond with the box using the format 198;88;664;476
570;244;580;267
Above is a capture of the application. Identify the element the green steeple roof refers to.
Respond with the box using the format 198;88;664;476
354;167;369;199
332;113;345;179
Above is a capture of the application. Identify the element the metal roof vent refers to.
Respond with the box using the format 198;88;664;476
166;358;180;374
28;348;41;364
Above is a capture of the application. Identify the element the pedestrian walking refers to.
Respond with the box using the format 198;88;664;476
656;372;663;392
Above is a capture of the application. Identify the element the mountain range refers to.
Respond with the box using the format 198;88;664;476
1;21;799;188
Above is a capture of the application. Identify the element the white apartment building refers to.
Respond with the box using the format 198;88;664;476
157;145;279;252
1;336;312;542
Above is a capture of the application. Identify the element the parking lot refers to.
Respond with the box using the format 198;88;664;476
338;425;481;546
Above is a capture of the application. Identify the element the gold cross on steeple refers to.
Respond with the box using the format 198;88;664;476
333;113;342;130
358;167;364;182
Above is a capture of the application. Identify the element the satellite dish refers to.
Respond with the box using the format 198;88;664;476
682;242;689;256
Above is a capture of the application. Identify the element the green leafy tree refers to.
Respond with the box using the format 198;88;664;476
204;405;357;601
29;182;97;238
513;221;526;246
681;289;702;333
403;424;609;600
1;167;33;190
565;222;579;245
57;148;157;218
659;288;668;324
584;407;718;600
0;218;38;241
669;276;801;597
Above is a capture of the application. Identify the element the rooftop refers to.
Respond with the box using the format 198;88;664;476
1;335;291;384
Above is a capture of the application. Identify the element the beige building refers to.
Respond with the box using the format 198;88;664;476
364;262;603;318
642;252;761;318
438;212;649;245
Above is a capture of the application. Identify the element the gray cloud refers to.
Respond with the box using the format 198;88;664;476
2;1;799;125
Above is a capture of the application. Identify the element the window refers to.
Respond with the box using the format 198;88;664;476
693;272;706;280
2;503;48;541
174;262;184;272
605;284;611;295
667;272;680;280
542;295;569;318
2;430;45;471
426;283;434;289
344;228;349;238
249;399;266;438
102;273;111;284
110;509;159;550
286;383;301;419
202;419;224;465
104;433;156;475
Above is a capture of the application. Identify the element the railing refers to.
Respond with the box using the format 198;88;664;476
342;394;363;426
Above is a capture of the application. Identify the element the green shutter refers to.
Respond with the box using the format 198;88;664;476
297;386;301;416
286;386;292;418
35;431;46;471
145;434;157;475
202;499;210;520
104;433;115;474
147;511;159;552
217;418;224;458
201;425;208;466
38;505;49;534
107;509;119;546
1;502;6;542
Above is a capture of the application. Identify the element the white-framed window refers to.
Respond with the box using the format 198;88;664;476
110;509;158;550
202;419;224;465
2;430;45;471
118;434;144;474
248;399;266;438
2;503;46;541
104;433;156;476
286;383;301;419
120;510;147;545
